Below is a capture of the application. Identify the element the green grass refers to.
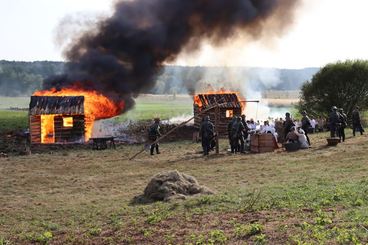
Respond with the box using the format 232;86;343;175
114;99;192;121
0;110;27;132
1;131;368;244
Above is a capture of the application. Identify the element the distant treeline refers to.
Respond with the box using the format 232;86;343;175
0;60;319;96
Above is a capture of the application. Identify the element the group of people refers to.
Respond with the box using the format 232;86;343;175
283;111;311;149
147;106;365;156
227;115;249;154
329;106;364;141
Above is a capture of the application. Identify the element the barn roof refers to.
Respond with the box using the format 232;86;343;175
195;93;242;109
29;96;84;115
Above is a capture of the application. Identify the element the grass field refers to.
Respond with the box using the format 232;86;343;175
0;95;193;133
1;131;368;244
0;110;28;132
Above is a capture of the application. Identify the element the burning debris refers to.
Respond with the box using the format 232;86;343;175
33;0;300;132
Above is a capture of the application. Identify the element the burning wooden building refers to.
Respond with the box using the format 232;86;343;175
29;96;86;144
194;92;244;136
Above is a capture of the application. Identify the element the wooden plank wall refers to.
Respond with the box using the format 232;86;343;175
30;115;41;144
54;115;85;143
193;106;242;137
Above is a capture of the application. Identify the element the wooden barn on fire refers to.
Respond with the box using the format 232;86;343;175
29;96;86;144
194;92;244;136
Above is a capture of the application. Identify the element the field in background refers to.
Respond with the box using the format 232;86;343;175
1;132;368;244
114;94;192;121
0;110;28;131
0;93;298;132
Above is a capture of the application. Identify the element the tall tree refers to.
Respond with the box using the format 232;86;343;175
299;60;368;119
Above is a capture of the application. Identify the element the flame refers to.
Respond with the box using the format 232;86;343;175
33;87;124;143
193;89;246;110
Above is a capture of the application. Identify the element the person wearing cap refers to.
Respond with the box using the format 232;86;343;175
199;116;214;156
301;111;311;145
338;108;347;142
329;106;340;138
148;118;161;155
352;106;364;136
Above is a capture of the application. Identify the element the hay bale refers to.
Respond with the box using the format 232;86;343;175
138;170;213;202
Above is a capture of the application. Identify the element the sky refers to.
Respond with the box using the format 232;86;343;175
0;0;367;68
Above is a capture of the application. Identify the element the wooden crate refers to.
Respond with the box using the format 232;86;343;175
250;134;277;153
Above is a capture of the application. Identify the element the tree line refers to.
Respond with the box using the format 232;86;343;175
0;60;318;96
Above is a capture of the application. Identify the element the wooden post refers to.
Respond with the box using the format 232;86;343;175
215;104;219;154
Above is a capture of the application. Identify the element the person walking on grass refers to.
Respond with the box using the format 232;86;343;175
329;106;340;138
148;118;161;155
200;116;214;156
338;108;347;142
352;106;364;136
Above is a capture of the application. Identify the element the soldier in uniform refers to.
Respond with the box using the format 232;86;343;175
199;116;214;156
329;106;340;138
148;118;161;155
240;115;249;153
301;111;311;145
227;116;236;148
352;106;364;136
230;116;243;153
338;108;347;142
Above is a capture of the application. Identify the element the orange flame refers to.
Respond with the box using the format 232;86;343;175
33;87;124;143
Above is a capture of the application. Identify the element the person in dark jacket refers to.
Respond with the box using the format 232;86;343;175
329;106;340;138
199;116;214;156
301;111;311;145
352;106;364;136
283;112;295;140
230;116;243;153
338;108;347;142
227;116;236;148
240;114;249;153
148;118;161;155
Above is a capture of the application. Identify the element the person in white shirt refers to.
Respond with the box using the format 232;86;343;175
248;119;257;131
294;127;309;149
260;121;278;142
310;119;316;133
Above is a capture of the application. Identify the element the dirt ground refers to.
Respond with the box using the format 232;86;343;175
1;130;368;244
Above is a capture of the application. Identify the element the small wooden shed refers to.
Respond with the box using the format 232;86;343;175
29;96;86;144
193;93;243;136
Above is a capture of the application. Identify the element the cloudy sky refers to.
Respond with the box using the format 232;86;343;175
0;0;367;68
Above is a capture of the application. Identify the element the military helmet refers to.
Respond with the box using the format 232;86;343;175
154;117;160;122
331;106;337;110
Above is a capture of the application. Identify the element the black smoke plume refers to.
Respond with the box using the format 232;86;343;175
44;0;300;113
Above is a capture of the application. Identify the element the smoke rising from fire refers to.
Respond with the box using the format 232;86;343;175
44;0;301;115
